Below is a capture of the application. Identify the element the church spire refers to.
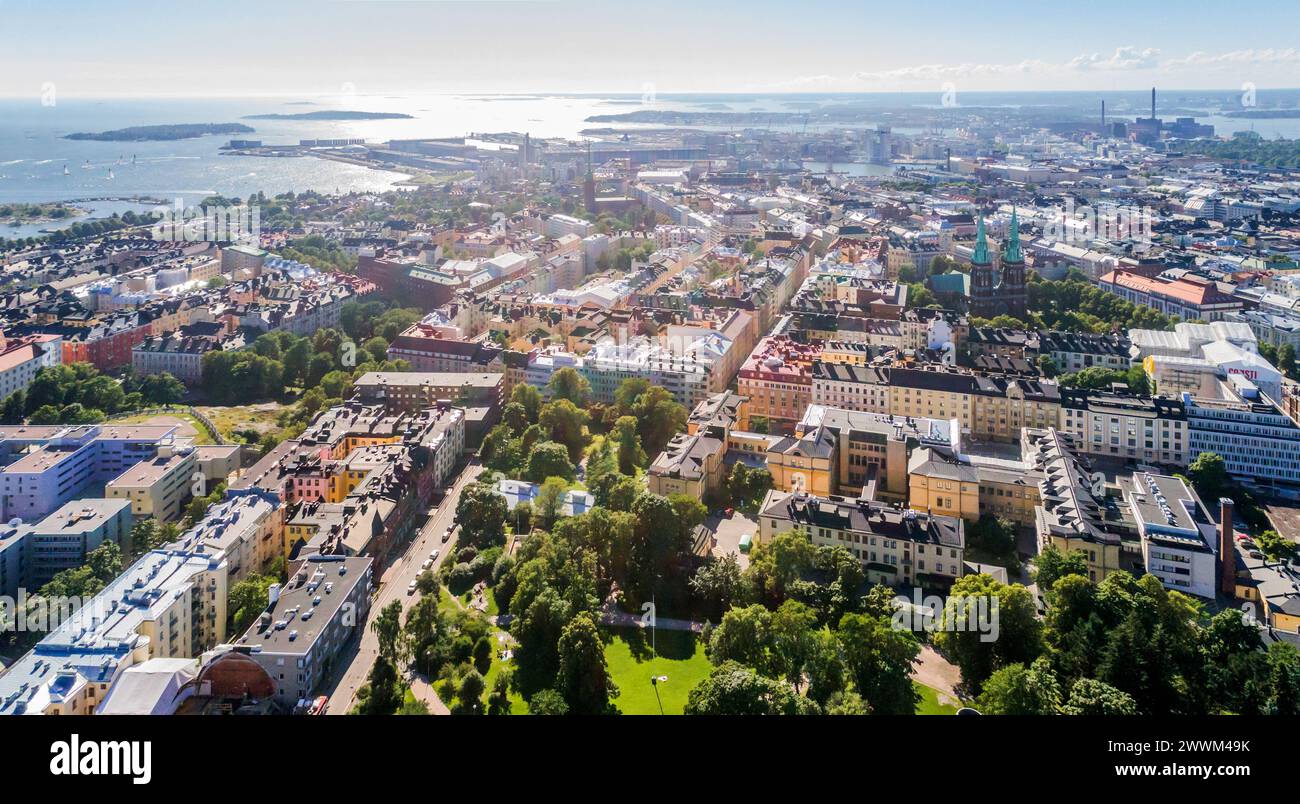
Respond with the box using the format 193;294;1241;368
1004;208;1022;263
972;216;990;265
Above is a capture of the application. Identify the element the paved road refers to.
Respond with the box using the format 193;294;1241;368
323;459;484;714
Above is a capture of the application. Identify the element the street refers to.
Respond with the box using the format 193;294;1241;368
322;459;484;714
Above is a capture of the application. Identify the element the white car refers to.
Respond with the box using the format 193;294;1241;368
406;580;418;595
421;558;433;571
429;549;440;561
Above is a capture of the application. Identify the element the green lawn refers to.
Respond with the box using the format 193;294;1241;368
602;627;713;715
915;682;961;715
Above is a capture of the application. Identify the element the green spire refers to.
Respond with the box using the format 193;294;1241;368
1004;208;1023;263
972;216;990;265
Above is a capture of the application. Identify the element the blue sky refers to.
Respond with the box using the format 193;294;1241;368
2;0;1297;96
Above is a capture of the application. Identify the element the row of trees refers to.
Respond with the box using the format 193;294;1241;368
0;363;185;426
944;548;1300;715
200;302;419;405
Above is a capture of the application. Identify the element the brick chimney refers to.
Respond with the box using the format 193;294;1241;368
1218;497;1236;597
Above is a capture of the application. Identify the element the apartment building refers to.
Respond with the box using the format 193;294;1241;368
812;364;1060;443
166;488;283;585
1057;389;1188;466
737;336;821;433
352;371;503;415
233;554;372;709
26;498;133;587
0;423;189;522
1099;270;1243;322
758;490;966;588
0;547;229;715
104;444;198;522
1029;429;1141;584
0;333;62;401
768;404;958;501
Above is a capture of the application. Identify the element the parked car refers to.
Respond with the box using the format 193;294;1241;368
407;580;418;595
421;559;433;571
429;549;440;561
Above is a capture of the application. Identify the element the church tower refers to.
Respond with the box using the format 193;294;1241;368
968;216;998;318
1000;208;1027;319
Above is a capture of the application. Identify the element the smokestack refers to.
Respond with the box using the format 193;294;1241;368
1151;87;1156;121
1218;498;1236;597
1101;99;1105;129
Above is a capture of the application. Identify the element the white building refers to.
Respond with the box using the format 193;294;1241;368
1123;472;1218;599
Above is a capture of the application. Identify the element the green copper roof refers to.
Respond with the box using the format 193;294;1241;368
1004;208;1023;263
972;216;990;265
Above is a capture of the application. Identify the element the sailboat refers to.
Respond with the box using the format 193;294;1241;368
107;169;115;180
131;155;137;166
81;159;91;170
62;164;70;176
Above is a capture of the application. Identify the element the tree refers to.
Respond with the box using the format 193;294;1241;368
525;441;574;483
227;574;275;633
689;554;746;621
456;482;508;547
612;415;646;474
510;383;543;424
533;476;569;529
355;657;402;714
0;390;25;424
1060;677;1138;715
547;367;590;406
487;670;514;715
372;601;405;665
527;688;569;715
967;515;1017;563
631;386;687;456
1187;452;1230;506
456;669;486;715
1034;545;1090;594
770;600;818;690
511;587;572;697
836;612;920;715
977;658;1062;715
591;471;640;512
555;612;619;714
934;574;1041;692
684;661;811;715
539;399;590;463
706;604;774;673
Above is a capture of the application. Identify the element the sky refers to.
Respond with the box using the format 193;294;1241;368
1;0;1298;98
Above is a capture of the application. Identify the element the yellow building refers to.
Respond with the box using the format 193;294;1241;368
757;489;966;587
104;445;198;523
1028;429;1142;584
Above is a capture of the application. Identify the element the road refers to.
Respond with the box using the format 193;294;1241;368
323;459;484;714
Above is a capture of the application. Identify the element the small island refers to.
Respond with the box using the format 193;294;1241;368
242;110;414;120
64;123;254;141
0;202;88;226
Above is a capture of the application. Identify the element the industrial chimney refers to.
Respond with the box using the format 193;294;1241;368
1150;87;1156;121
1218;498;1236;597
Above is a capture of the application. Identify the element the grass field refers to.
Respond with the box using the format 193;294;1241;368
195;402;284;439
107;411;217;445
602;627;713;715
915;682;961;715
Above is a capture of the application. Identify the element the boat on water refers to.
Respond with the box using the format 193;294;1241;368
62;164;70;176
107;169;115;180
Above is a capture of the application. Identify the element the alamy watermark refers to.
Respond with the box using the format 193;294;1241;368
1042;197;1154;245
891;589;1000;642
151;198;260;244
